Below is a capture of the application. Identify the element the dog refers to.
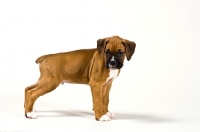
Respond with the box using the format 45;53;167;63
24;36;136;121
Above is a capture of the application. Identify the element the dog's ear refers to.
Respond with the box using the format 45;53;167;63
122;39;136;61
97;38;108;57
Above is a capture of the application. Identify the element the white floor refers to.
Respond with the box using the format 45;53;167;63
0;81;199;132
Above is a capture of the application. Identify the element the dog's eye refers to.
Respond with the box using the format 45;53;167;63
105;50;109;55
118;51;124;55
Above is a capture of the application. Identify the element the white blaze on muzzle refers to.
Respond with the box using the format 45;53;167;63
111;56;115;61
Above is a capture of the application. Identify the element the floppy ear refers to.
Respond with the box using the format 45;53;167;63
123;40;136;61
97;38;107;57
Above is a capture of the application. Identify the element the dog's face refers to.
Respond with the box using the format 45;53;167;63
97;36;136;69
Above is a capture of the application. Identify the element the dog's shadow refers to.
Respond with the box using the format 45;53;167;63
36;110;178;123
36;110;93;118
115;113;178;123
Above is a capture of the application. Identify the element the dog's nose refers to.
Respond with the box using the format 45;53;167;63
110;60;116;66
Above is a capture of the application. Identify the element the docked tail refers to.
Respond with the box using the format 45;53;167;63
35;55;49;64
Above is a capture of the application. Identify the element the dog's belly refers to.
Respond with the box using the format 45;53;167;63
61;69;119;85
61;80;72;84
61;79;81;84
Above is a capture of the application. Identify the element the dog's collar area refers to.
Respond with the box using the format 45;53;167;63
105;69;119;83
109;68;117;70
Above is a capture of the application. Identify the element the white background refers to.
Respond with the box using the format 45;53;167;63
0;0;200;131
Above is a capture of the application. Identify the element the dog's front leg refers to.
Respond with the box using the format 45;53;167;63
102;82;115;119
90;82;110;121
102;82;112;114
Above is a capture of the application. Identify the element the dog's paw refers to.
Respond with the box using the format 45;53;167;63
106;111;115;118
26;112;37;119
99;115;111;121
33;107;36;112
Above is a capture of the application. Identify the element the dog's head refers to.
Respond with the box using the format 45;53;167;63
97;36;136;69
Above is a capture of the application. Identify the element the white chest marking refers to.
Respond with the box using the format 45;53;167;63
106;69;119;83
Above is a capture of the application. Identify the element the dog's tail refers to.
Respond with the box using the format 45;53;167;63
35;55;49;64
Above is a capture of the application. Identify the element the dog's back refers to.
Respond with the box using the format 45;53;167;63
35;48;97;64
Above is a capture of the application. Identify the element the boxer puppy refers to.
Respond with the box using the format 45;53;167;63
24;36;136;121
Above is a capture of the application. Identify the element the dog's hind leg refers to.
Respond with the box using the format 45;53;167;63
24;77;60;119
24;82;39;108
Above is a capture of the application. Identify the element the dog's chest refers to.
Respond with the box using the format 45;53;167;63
106;69;119;83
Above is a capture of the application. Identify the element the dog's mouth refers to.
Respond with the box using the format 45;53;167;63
108;63;123;70
108;64;117;69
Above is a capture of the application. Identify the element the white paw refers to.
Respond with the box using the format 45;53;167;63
33;107;36;112
106;111;115;118
99;115;111;121
26;112;37;119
